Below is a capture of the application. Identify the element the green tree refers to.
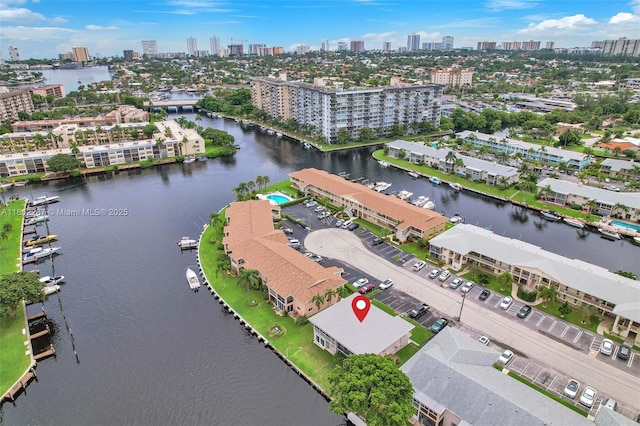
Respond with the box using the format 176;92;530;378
496;271;513;291
537;285;558;308
615;270;637;280
46;153;82;174
579;303;597;324
312;294;325;312
358;127;374;142
324;288;337;305
237;268;261;300
558;130;581;147
337;128;351;145
558;302;572;318
0;272;46;317
328;354;414;426
142;123;157;139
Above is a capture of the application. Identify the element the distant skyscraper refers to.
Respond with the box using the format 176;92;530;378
407;33;421;51
210;36;220;56
350;40;364;52
597;37;640;56
72;47;90;62
545;41;555;50
321;40;330;52
228;44;244;56
8;46;21;61
123;50;134;60
337;41;348;51
521;40;541;51
442;36;454;50
477;41;497;50
187;37;198;56
382;41;392;51
0;51;4;66
141;40;158;55
296;45;310;55
248;44;266;55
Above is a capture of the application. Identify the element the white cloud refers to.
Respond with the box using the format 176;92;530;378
0;7;66;24
631;0;640;15
609;12;640;24
519;14;597;33
86;24;119;31
0;25;76;41
484;0;538;11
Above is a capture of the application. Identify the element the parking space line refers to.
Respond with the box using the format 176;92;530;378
533;369;545;384
573;330;583;343
628;353;634;368
612;346;619;359
536;316;545;327
560;325;569;337
548;320;557;332
525;312;536;322
547;376;555;390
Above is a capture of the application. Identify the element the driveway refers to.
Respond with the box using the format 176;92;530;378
305;228;640;410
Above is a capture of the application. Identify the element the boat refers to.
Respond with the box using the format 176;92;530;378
302;141;311;149
30;196;59;206
378;160;389;167
183;156;196;164
12;180;28;187
25;234;58;247
39;275;65;286
423;201;436;210
23;246;61;261
77;80;82;84
429;177;441;185
177;237;198;250
633;237;640;246
598;228;622;240
24;215;49;226
449;214;464;224
197;155;208;162
276;132;283;138
540;210;562;221
408;171;419;179
266;129;275;135
448;182;462;191
373;182;392;192
396;190;413;201
186;268;201;291
43;285;60;296
0;182;13;189
563;218;585;229
411;196;429;207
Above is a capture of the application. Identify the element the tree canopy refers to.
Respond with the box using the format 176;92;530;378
0;272;46;317
328;354;414;426
47;153;82;173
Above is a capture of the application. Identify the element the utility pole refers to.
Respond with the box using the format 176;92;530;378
457;291;466;322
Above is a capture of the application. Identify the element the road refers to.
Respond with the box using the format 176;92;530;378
305;228;640;411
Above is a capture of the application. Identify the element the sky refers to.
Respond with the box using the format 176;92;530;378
1;0;639;59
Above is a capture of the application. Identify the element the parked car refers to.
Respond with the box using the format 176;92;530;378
310;254;323;264
353;278;369;288
600;339;614;356
287;239;300;249
499;297;513;310
603;398;618;411
413;261;427;272
563;379;580;399
341;220;353;229
449;278;464;289
358;283;376;294
461;281;475;293
498;349;514;364
379;279;394;290
517;305;532;318
334;219;344;228
579;386;597;408
427;268;440;278
306;201;317;208
438;271;451;282
479;289;491;301
478;336;490;346
372;237;384;246
347;223;360;231
314;205;324;212
429;318;449;333
408;304;429;319
618;344;632;360
280;227;293;234
317;211;330;219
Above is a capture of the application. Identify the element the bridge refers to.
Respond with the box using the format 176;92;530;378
145;99;201;113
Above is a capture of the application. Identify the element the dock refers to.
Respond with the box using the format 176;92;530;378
29;325;50;340
33;344;56;361
2;368;38;405
23;227;37;235
27;310;46;322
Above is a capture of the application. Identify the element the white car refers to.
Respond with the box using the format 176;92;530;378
341;220;353;229
438;271;451;282
499;296;513;310
428;268;440;278
600;338;614;356
353;278;369;288
498;349;514;364
314;205;325;212
563;379;580;399
579;386;596;408
413;261;427;271
306;201;317;208
379;279;394;290
334;220;344;228
478;336;490;346
461;281;475;293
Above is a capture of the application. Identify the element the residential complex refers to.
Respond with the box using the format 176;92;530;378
8;46;21;61
477;41;497;50
386;140;520;186
456;130;591;169
537;178;640;221
407;33;421;51
591;38;640;56
210;36;220;56
289;168;448;242
429;68;473;87
10;106;148;133
250;76;442;143
141;40;158;56
310;294;413;356
428;224;640;345
0;88;34;122
350;40;364;52
401;327;592;426
222;200;346;316
28;84;65;99
600;158;640;181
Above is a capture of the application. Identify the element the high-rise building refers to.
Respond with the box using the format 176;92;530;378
501;41;521;50
0;88;35;122
228;44;244;56
429;69;473;87
477;41;497;50
382;42;392;51
407;33;421;51
141;40;158;55
250;77;442;144
187;37;198;56
0;51;4;66
350;40;364;52
591;40;605;49
337;41;348;51
321;41;330;52
123;50;134;60
545;41;555;49
594;37;640;56
296;45;310;55
210;36;220;56
521;40;541;51
8;46;21;61
249;44;266;55
442;36;454;50
72;47;90;62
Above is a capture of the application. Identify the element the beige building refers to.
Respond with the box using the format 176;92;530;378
289;168;448;242
0;88;34;122
222;200;345;316
29;84;65;99
429;68;473;87
72;47;90;62
12;106;149;132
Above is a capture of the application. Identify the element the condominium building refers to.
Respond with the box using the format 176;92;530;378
521;40;541;50
477;41;497;50
123;50;134;60
592;37;640;56
0;88;34;122
429;68;473;87
250;77;442;143
186;37;197;56
11;106;148;132
422;42;443;51
546;41;555;49
295;44;310;55
407;33;421;51
8;46;21;61
248;43;265;55
350;40;364;52
442;36;454;50
429;224;640;345
382;41;392;51
337;41;348;51
141;40;158;56
72;47;90;62
210;36;220;56
29;84;65;99
228;44;244;56
321;40;330;52
501;41;522;50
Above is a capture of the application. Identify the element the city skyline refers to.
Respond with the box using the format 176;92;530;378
0;0;639;58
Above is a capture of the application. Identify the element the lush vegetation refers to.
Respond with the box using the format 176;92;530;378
0;302;29;394
0;272;46;318
46;153;82;174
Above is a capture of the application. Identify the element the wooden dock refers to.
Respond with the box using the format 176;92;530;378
33;345;55;361
23;227;37;235
29;326;50;340
27;310;46;321
2;368;38;405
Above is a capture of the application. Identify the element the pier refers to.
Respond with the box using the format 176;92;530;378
33;344;56;361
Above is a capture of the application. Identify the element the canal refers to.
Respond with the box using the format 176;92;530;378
1;113;638;425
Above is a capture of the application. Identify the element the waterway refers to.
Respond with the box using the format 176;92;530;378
27;66;112;93
2;113;638;425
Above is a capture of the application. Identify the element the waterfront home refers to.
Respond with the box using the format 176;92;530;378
456;130;591;170
289;168;448;243
428;224;640;345
309;294;414;356
537;178;640;221
600;158;640;181
401;327;592;426
222;200;345;316
385;140;520;186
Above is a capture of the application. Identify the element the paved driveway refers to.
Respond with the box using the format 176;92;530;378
304;228;640;411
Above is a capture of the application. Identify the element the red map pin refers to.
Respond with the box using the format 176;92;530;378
352;295;371;323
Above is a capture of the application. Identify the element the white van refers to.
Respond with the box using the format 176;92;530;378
341;220;353;229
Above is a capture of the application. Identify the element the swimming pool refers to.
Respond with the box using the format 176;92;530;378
611;220;640;232
266;193;293;205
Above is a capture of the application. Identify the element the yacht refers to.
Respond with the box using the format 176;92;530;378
563;218;585;229
186;268;201;291
540;210;562;221
408;171;419;179
423;201;436;210
43;285;60;296
39;275;65;286
429;177;441;185
598;228;621;240
378;160;389;167
448;182;462;191
30;196;60;206
177;237;198;250
23;246;61;261
373;182;392;192
396;190;413;201
411;196;429;207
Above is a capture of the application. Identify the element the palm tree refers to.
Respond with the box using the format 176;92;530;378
210;212;222;229
232;182;249;201
312;294;325;312
584;198;598;214
237;268;261;300
255;176;265;190
444;151;457;173
453;157;465;174
247;180;255;194
579;303;597;324
216;257;232;286
537;285;558;308
324;288;337;305
612;203;629;219
496;271;514;291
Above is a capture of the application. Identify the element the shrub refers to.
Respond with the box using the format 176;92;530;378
295;315;309;325
517;285;538;302
477;272;491;285
569;203;582;210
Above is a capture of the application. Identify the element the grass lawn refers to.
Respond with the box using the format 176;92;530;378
395;343;420;364
507;372;588;417
534;300;600;333
262;180;298;199
0;199;26;275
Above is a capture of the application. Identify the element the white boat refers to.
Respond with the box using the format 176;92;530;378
12;181;28;187
408;171;419;179
183;156;196;164
633;237;640;246
396;190;413;201
43;285;60;296
24;215;49;226
378;160;389;167
30;196;59;206
302;141;311;149
373;182;392;192
430;177;441;185
540;210;562;221
267;129;275;135
197;155;208;162
23;246;61;261
0;182;13;189
598;228;621;240
178;237;198;250
448;182;462;191
39;275;65;286
411;196;429;207
423;201;436;210
276;132;283;138
186;268;201;291
563;218;585;229
449;214;464;224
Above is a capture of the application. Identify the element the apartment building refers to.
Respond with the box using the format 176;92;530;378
141;40;158;55
0;88;34;122
29;84;65;99
72;47;90;62
250;76;442;143
350;40;364;52
11;106;148;132
521;40;541;50
477;41;497;50
210;36;220;56
407;33;421;51
592;37;640;56
8;46;21;61
429;68;473;87
600;158;640;181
